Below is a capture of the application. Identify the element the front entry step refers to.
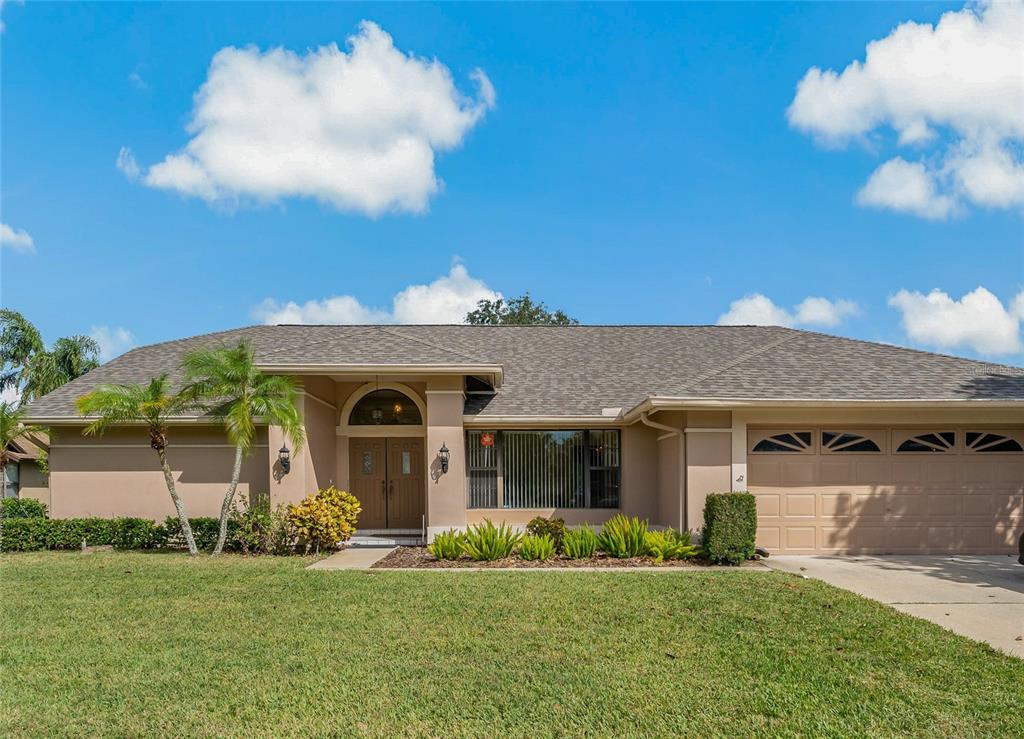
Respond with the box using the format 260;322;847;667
348;534;423;548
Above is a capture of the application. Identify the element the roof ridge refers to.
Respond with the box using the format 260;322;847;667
778;326;1024;371
257;326;381;362
111;325;264;359
375;326;492;364
676;329;798;391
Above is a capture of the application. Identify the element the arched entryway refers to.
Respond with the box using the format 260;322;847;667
344;386;426;530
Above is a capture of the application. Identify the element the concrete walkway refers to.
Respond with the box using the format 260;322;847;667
306;547;395;570
765;554;1024;658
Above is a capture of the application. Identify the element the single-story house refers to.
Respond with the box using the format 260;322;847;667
21;324;1024;554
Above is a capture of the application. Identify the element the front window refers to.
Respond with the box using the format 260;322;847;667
465;429;621;509
348;389;422;426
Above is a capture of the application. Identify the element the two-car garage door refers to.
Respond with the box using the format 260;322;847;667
749;427;1024;554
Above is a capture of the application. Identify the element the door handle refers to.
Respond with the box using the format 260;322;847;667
381;479;386;497
388;480;395;496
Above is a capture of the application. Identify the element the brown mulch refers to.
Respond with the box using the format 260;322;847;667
372;546;758;569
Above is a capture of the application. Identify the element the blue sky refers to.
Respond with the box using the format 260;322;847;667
1;1;1022;367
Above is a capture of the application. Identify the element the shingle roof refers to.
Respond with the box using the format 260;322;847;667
23;324;1024;420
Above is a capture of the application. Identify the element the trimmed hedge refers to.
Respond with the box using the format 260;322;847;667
1;498;48;518
162;516;239;552
0;516;233;552
702;493;757;565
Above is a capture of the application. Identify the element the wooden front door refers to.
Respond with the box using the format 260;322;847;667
349;438;425;529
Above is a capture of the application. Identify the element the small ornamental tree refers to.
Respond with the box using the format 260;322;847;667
287;486;361;554
181;341;303;555
76;375;200;555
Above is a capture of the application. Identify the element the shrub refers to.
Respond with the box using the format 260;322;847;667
229;494;273;554
287;486;361;554
562;526;598;559
645;528;699;563
525;516;566;552
0;517;49;551
1;497;47;519
163;516;226;552
461;519;521;561
48;518;115;549
111;518;166;550
427;530;465;560
597;514;649;558
702;492;757;565
518;533;555;561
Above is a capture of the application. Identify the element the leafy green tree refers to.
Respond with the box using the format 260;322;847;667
1;310;99;404
76;376;200;555
465;294;579;326
182;342;304;555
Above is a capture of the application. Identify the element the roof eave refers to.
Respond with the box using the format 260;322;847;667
258;363;504;387
621;396;1024;423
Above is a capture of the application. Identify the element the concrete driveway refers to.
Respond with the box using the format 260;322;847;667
765;555;1024;658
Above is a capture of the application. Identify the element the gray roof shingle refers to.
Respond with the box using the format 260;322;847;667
23;325;1024;420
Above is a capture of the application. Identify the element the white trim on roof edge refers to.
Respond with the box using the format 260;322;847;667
622;396;1024;422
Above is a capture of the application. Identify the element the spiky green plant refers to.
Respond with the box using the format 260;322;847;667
562;526;599;559
518;533;556;561
645;528;699;563
597;514;649;558
427;530;465;560
181;342;304;555
461;519;521;561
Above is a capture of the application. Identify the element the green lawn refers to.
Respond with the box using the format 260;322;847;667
1;553;1021;738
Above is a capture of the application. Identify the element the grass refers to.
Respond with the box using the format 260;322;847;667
1;552;1022;738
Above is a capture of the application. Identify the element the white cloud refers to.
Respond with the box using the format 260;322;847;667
116;147;141;181
254;264;501;325
856;157;956;220
889;286;1024;356
128;70;147;91
128;21;495;216
788;1;1024;217
718;294;859;328
90;326;136;362
0;223;34;253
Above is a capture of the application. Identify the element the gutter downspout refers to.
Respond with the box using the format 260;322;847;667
640;411;686;532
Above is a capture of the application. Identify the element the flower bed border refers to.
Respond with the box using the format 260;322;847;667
370;546;765;570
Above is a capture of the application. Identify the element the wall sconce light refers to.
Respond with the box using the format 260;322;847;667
438;442;450;474
278;445;291;474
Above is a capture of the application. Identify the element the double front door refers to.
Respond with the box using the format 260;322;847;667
349;438;425;529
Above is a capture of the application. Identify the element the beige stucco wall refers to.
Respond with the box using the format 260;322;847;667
425;378;466;534
48;425;269;519
16;460;50;509
685;431;733;532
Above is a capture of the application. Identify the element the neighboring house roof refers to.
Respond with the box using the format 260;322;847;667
22;325;1024;421
6;432;48;461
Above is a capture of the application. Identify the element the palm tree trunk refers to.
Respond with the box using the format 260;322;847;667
157;447;198;556
213;444;244;556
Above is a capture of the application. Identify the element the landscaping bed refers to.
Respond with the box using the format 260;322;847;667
373;545;761;569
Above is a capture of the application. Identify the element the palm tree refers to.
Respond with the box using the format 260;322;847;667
23;336;101;401
182;342;304;555
0;310;44;397
1;310;100;404
0;401;46;493
76;376;199;555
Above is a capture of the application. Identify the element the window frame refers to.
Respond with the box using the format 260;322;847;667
965;430;1024;454
464;429;622;510
893;430;957;454
820;429;885;454
749;429;815;454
